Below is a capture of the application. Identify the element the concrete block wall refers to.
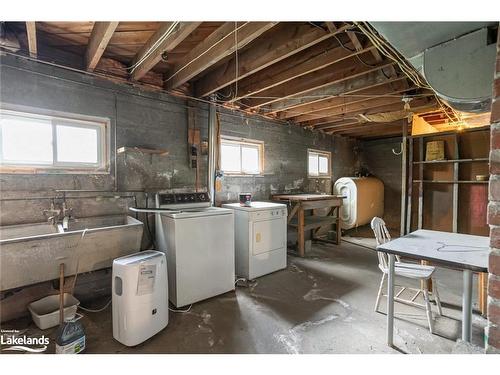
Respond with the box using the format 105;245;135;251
0;54;359;225
359;137;403;230
0;54;360;317
487;26;500;353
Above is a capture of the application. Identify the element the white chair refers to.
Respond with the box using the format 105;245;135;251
371;217;442;333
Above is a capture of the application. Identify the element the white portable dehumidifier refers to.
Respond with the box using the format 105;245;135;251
112;250;168;346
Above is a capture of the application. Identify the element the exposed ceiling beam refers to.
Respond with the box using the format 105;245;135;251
265;69;394;115
25;22;37;58
85;22;119;71
292;83;415;123
279;76;408;120
219;39;375;104
131;22;202;81
315;97;437;131
194;23;351;98
242;58;395;110
303;96;408;125
165;22;277;90
345;27;398;78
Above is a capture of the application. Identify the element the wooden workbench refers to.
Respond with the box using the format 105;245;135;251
272;194;344;257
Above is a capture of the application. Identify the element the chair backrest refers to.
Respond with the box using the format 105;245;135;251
370;217;392;270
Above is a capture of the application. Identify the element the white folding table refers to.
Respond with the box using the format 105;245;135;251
376;229;489;345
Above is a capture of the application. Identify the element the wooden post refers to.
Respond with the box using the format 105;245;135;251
297;204;305;257
336;205;341;245
59;263;65;325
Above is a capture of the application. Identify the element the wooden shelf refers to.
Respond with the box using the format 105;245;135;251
412;180;488;184
413;158;488;165
117;147;169;156
289;215;339;231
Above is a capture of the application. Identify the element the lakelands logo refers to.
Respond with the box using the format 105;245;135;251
1;329;49;353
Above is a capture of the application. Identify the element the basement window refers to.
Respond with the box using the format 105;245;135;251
308;149;331;178
220;137;264;175
0;109;109;173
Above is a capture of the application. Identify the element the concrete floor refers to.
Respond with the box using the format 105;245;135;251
3;240;487;354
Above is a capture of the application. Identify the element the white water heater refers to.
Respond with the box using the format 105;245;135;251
334;177;384;230
112;250;168;346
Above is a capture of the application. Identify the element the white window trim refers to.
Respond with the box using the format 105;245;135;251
308;148;332;178
0;108;110;174
220;136;264;176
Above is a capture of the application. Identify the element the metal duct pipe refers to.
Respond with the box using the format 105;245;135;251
207;97;217;206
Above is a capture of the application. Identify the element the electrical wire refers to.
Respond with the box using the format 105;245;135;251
168;304;192;313
164;22;249;84
78;299;112;313
233;21;239;101
128;22;179;73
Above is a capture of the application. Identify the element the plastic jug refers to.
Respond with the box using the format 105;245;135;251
55;313;86;354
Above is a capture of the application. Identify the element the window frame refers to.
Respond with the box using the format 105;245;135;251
307;149;332;178
220;136;264;176
0;108;110;174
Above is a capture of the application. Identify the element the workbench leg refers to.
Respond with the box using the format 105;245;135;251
462;269;473;342
420;260;432;292
336;206;341;245
297;208;305;257
387;254;395;346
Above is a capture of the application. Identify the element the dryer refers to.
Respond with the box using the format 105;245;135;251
223;202;287;280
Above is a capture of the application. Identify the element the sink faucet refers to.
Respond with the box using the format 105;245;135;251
43;202;61;225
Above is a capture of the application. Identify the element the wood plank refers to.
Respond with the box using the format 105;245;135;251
131;22;202;81
266;69;392;115
25;22;37;58
291;83;414;123
85;22;119;71
273;193;343;201
165;22;277;90
242;58;395;110
303;97;412;126
345;28;397;77
306;96;436;128
194;22;347;98
220;40;375;104
278;76;407;120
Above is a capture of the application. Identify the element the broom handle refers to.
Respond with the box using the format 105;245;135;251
59;263;64;325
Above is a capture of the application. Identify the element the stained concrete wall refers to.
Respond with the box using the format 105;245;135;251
0;55;360;314
359;137;403;230
0;55;359;222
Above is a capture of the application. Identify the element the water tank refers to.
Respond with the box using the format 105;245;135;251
334;177;384;230
112;250;168;346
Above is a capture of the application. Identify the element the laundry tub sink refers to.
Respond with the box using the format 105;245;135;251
0;215;143;291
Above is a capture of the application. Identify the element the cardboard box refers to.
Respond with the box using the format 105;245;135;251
425;141;445;161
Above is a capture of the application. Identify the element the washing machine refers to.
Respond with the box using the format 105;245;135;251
222;202;287;280
112;250;168;346
155;192;235;307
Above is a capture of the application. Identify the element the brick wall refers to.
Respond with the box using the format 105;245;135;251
487;25;500;353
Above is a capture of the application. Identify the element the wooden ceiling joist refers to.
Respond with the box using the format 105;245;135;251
345;27;398;78
25;22;37;58
194;23;352;98
131;22;202;81
219;39;375;104
165;22;277;90
265;69;395;115
85;22;119;71
292;83;415;123
278;76;408;120
308;96;436;130
242;58;395;110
